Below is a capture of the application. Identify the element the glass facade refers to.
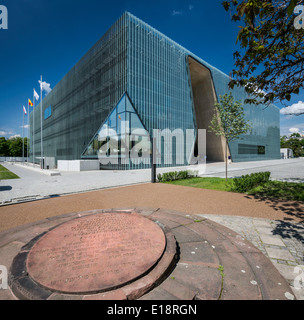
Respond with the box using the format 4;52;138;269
82;93;151;169
205;70;280;162
29;12;280;169
125;14;196;169
29;14;128;164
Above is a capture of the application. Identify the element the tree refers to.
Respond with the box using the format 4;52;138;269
290;132;301;138
280;133;304;156
289;137;304;156
280;135;289;148
222;0;304;105
7;137;28;157
0;137;8;156
209;93;252;180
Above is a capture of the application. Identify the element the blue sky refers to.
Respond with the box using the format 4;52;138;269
0;0;303;139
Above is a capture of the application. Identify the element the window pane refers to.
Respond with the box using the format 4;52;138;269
108;109;117;130
117;96;126;114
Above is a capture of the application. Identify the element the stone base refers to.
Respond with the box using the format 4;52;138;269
57;160;100;171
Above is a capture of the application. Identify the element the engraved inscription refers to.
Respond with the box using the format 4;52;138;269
26;213;166;293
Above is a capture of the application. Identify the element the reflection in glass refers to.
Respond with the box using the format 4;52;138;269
82;94;151;167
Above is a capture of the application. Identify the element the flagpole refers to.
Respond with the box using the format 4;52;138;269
22;107;24;165
40;75;43;169
27;101;29;165
33;90;35;167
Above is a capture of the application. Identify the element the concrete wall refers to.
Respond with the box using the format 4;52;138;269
280;148;294;159
57;160;100;171
44;157;56;170
188;57;227;162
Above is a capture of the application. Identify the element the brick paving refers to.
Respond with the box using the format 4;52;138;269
0;182;303;300
0;208;297;300
199;214;304;300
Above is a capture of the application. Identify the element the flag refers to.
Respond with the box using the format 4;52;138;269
34;89;39;101
23;106;27;115
28;99;33;107
38;80;52;95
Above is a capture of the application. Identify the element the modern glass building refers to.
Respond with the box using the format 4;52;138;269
29;12;280;170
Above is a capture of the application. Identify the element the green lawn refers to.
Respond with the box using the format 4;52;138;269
248;181;304;202
0;164;20;180
167;177;233;192
166;177;304;202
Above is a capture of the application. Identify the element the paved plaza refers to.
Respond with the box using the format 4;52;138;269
0;158;303;205
0;208;299;300
0;158;303;299
199;214;304;300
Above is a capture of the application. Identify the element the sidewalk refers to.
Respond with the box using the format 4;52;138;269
0;159;303;299
1;158;304;205
0;183;303;299
0;208;298;300
199;214;304;300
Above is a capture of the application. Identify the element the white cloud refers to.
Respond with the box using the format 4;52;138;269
0;130;14;136
280;101;304;116
9;134;21;140
172;10;183;16
20;125;29;129
289;128;300;134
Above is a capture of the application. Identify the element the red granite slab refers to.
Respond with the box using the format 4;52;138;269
26;212;166;294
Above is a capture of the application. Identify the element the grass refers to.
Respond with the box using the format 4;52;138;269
167;177;233;192
166;177;304;202
248;180;304;202
0;164;20;180
218;265;225;300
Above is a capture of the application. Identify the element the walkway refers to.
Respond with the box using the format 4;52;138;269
0;183;303;299
0;158;303;205
199;214;304;300
0;208;300;300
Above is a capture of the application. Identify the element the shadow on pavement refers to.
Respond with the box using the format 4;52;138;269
0;186;12;192
272;220;304;244
245;195;304;223
245;194;304;245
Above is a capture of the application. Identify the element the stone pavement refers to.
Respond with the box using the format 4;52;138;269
0;159;303;299
1;158;304;205
0;208;298;300
201;158;304;182
199;214;304;300
0;162;151;205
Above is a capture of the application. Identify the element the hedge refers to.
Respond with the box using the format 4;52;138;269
157;170;198;182
232;171;271;193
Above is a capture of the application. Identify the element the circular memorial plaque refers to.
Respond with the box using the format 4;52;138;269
26;212;166;294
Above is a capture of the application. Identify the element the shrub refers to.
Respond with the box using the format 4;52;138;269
232;171;271;193
157;170;198;182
